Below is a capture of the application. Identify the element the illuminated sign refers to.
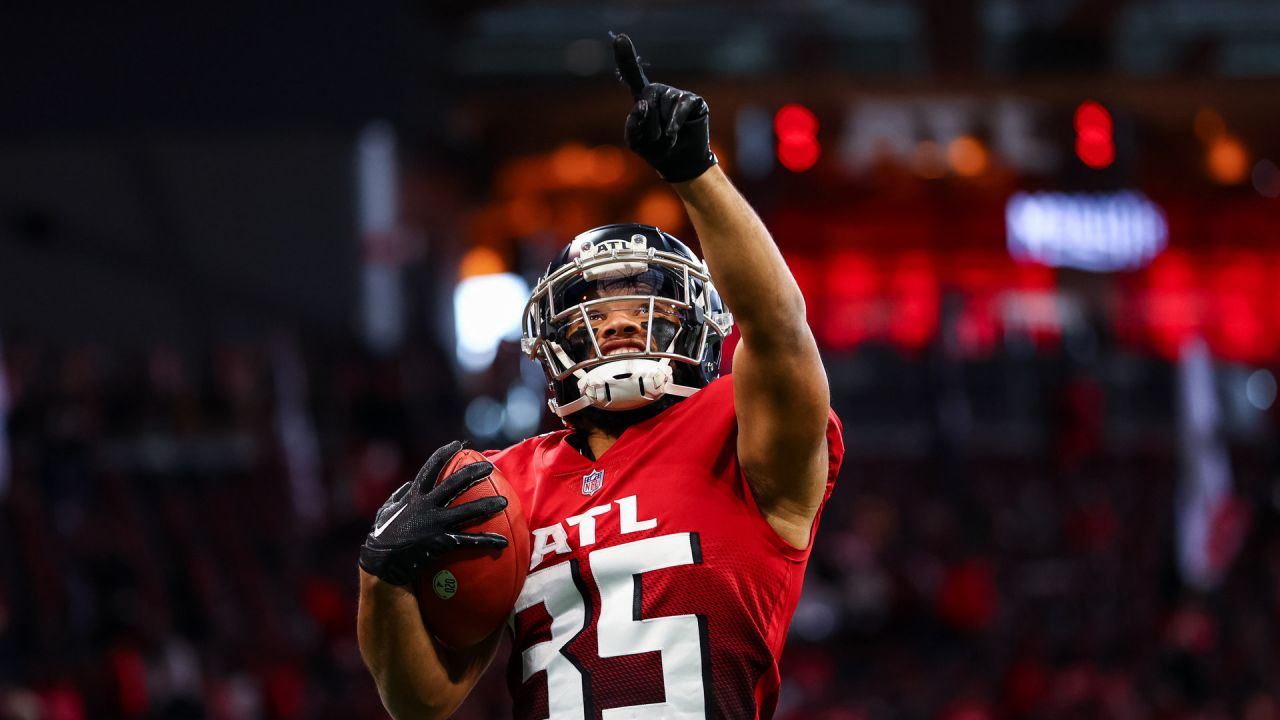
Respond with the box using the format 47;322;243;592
1006;191;1168;272
840;97;1060;175
775;104;820;172
1074;100;1115;169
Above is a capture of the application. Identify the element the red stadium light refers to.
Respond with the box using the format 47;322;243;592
1074;100;1114;169
774;104;820;172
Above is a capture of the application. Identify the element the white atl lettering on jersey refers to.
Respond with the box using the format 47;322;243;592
528;494;659;570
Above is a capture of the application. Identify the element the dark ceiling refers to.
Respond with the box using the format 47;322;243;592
6;0;1278;138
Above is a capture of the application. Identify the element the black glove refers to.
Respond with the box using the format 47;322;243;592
358;440;509;586
612;32;718;182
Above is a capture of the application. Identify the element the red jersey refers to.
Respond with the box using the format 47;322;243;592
485;375;844;720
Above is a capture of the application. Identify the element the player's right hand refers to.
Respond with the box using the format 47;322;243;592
358;440;508;587
612;32;718;182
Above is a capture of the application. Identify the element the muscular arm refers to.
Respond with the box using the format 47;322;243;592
357;568;502;720
672;167;831;547
610;34;831;544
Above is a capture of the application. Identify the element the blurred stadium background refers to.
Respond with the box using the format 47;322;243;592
2;2;1280;718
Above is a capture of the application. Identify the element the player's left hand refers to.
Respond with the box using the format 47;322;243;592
612;32;718;183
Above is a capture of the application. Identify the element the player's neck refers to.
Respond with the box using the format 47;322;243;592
585;428;620;461
570;400;678;459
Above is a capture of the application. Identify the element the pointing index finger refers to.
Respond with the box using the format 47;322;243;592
611;32;648;100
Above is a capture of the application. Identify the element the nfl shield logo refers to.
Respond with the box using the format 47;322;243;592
581;469;605;496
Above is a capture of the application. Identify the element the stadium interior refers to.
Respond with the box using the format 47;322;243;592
2;2;1280;718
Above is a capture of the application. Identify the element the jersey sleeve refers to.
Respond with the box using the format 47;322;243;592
810;406;846;545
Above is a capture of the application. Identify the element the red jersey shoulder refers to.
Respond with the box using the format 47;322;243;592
645;373;843;485
634;374;735;439
681;373;734;412
483;431;568;491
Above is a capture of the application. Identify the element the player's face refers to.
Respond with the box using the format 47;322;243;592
564;297;682;353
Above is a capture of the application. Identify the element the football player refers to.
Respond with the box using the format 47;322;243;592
357;33;843;719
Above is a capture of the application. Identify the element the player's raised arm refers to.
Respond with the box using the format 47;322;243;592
356;441;508;720
612;34;832;548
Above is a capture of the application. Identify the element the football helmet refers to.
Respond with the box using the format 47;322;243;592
521;224;734;419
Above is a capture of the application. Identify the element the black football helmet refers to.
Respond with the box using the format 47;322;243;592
521;223;734;420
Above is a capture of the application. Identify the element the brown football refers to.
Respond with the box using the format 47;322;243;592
413;448;530;648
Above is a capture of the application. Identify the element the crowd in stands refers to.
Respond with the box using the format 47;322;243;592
0;336;1276;719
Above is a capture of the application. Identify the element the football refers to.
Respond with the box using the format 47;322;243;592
414;448;531;648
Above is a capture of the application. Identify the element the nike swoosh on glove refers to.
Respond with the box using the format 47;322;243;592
359;441;508;586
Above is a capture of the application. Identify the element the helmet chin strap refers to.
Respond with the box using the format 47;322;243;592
547;338;700;418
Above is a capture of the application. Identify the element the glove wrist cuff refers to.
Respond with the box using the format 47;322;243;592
359;545;412;586
660;152;718;183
